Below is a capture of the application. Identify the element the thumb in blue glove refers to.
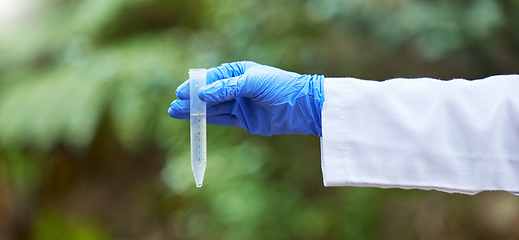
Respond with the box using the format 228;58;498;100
168;61;324;136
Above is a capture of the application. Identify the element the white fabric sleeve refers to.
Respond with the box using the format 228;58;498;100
320;75;519;195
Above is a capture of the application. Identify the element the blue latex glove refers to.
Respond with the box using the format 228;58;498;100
168;61;324;136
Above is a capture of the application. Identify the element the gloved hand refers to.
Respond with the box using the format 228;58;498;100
168;61;325;136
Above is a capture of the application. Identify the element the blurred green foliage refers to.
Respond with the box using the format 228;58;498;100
1;0;519;239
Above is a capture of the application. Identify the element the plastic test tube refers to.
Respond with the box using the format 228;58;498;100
189;69;207;187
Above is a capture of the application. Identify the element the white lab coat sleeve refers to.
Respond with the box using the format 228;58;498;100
320;75;519;195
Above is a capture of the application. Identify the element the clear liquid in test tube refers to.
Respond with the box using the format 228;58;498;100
189;69;207;187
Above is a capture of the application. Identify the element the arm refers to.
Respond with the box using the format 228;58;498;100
168;61;519;195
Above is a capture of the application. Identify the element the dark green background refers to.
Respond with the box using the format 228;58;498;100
1;0;519;239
